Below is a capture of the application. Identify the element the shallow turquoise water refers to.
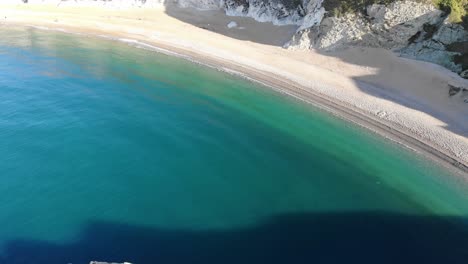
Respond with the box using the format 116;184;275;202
0;27;467;263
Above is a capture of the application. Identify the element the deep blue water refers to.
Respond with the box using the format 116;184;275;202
0;27;467;264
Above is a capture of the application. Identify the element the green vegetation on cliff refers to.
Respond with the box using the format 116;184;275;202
435;0;467;23
323;0;467;25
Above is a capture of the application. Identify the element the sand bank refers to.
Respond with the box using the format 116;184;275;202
0;3;467;174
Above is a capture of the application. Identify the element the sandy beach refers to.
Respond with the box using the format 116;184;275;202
0;2;467;174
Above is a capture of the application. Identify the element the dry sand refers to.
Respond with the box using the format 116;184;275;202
0;3;467;174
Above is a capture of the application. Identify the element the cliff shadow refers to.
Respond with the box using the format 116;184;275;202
310;13;468;138
163;3;298;46
1;211;468;264
163;4;467;137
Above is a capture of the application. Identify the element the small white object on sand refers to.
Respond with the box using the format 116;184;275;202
227;21;238;28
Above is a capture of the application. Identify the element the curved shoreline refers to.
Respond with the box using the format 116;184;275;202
0;4;467;176
143;41;468;174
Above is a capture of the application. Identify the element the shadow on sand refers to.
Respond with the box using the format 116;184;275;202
164;5;468;138
1;211;468;264
164;4;298;46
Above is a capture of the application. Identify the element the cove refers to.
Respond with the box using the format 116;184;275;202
0;26;467;264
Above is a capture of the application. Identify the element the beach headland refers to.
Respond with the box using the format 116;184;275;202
0;2;467;174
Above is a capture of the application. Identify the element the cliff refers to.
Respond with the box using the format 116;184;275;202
8;0;468;77
286;0;467;77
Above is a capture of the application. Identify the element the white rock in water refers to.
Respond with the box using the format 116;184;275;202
227;21;238;28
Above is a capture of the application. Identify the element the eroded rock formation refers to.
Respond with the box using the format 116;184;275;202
286;1;467;77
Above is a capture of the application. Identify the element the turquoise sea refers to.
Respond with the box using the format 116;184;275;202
0;26;467;263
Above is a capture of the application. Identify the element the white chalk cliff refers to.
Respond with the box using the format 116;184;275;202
9;0;468;77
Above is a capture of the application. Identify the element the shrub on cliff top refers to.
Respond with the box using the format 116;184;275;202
462;14;468;28
435;0;467;23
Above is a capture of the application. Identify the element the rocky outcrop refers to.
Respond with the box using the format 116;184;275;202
223;0;305;25
177;0;323;28
178;0;467;76
286;0;467;78
401;19;468;73
448;84;468;103
287;1;445;50
222;0;324;27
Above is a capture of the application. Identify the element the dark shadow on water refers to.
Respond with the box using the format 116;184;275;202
2;211;468;264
